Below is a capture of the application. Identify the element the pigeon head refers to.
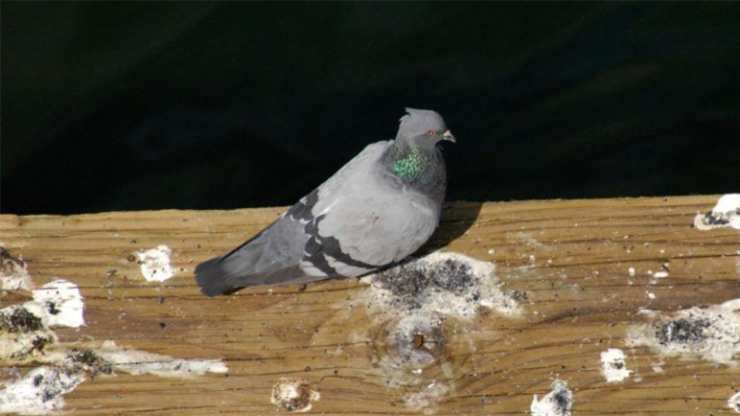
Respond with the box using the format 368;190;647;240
385;108;452;184
396;108;455;144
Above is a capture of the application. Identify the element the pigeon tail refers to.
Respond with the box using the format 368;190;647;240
195;257;242;296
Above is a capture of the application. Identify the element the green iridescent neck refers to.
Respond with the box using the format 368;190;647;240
392;148;427;180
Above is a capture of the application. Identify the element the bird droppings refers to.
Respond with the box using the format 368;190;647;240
134;245;174;282
0;279;83;362
348;252;521;412
1;299;61;361
530;379;572;416
0;275;228;415
403;380;450;414
650;361;665;373
0;328;56;362
600;348;631;383
364;252;521;319
694;193;740;230
0;248;34;292
0;366;85;415
0;308;44;333
375;257;475;303
93;340;228;377
270;378;320;413
68;349;113;376
627;298;740;366
652;270;669;279
656;318;711;345
31;280;85;328
0;341;228;416
728;391;740;413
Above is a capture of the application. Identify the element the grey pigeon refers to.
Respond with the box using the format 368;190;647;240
195;108;455;296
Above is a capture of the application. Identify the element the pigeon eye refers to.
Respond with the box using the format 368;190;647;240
426;129;435;136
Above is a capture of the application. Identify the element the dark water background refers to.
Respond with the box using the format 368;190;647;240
2;2;739;215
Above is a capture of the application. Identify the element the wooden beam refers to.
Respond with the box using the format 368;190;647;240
1;195;739;415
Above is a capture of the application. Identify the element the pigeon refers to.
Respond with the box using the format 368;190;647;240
195;108;455;296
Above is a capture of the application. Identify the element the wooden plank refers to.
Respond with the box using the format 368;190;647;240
1;195;739;415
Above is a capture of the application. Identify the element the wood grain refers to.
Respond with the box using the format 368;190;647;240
1;195;739;415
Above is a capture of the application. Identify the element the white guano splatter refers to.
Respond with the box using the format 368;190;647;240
134;245;175;282
728;391;740;413
600;348;631;382
0;248;34;292
1;278;84;361
531;379;572;416
95;340;228;377
1;275;228;415
694;194;740;230
32;279;85;328
0;367;85;415
270;378;320;413
360;251;521;320
626;298;740;366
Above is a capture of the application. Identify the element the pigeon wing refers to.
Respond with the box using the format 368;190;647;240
195;140;394;295
301;180;441;278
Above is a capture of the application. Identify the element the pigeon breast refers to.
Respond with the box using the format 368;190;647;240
297;140;442;278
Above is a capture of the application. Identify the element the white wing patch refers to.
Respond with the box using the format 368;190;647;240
299;260;329;277
324;254;374;276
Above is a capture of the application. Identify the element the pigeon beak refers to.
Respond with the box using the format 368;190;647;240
442;130;456;143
